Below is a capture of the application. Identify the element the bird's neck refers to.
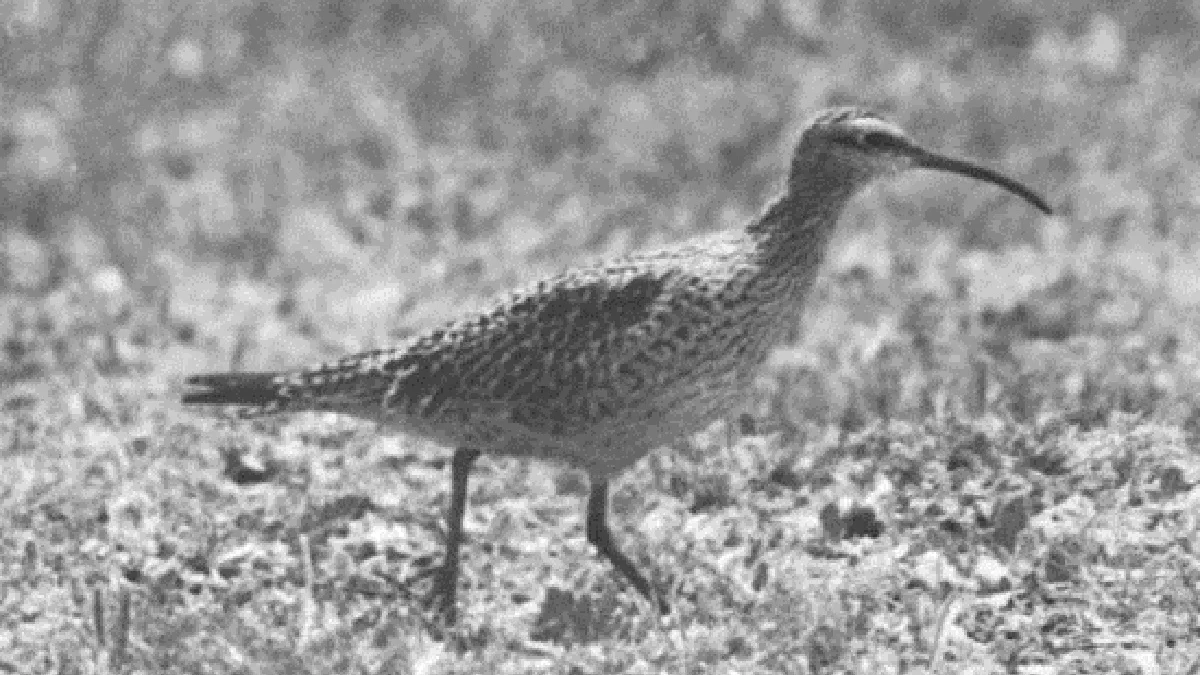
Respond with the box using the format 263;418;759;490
746;181;855;273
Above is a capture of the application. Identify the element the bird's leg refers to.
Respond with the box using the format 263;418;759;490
586;479;669;614
429;447;480;624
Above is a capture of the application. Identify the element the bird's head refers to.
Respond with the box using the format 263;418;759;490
791;107;1051;215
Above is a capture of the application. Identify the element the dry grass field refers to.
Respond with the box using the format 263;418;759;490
1;0;1199;672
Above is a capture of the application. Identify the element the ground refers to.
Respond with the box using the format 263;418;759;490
1;0;1199;673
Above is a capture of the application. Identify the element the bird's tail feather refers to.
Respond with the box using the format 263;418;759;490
182;372;295;414
182;349;402;417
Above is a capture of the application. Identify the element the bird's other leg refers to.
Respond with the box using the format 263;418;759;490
586;478;669;614
429;447;480;625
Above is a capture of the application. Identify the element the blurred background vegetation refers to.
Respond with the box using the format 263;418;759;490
4;0;1199;384
4;0;1200;435
3;0;1200;670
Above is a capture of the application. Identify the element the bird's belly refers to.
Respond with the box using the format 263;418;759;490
561;366;752;476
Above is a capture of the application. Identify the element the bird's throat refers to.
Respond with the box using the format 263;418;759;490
748;188;852;275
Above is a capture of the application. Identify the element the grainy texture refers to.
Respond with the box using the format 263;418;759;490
183;107;1050;619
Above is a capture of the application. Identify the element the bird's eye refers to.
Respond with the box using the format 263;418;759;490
860;131;898;148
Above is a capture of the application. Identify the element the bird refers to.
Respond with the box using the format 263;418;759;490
182;106;1052;624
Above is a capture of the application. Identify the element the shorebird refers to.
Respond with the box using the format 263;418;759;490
182;106;1051;623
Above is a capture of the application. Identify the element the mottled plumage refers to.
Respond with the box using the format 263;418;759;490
183;107;1051;623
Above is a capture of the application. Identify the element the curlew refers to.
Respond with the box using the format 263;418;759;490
182;107;1052;623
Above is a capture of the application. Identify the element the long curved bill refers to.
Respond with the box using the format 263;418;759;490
915;151;1052;215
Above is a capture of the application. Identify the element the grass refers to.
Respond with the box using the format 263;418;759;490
2;0;1200;672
